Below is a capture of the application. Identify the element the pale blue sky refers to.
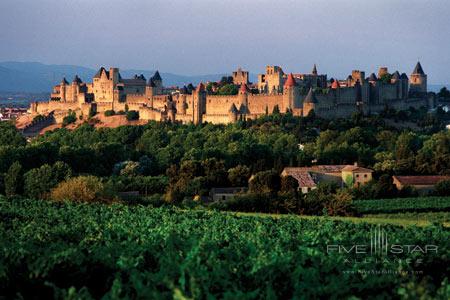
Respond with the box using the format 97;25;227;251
0;0;449;83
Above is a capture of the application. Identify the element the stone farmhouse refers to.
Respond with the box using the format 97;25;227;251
281;165;373;194
29;62;433;124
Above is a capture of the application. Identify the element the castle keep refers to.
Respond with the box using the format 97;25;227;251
30;62;431;124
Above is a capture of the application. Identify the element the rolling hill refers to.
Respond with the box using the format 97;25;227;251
0;62;230;92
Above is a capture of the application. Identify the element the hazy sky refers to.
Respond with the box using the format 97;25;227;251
1;0;449;83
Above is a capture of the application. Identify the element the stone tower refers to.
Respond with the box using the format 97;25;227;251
303;87;318;116
283;73;299;110
60;77;68;102
151;71;163;95
109;68;119;84
72;75;82;103
193;82;205;124
146;78;156;97
228;103;239;123
238;83;249;108
355;80;363;112
409;62;427;94
400;73;409;99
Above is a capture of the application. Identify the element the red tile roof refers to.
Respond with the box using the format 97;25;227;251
296;165;349;173
282;169;316;187
240;83;248;93
393;176;450;186
331;80;340;89
284;73;296;88
342;165;373;173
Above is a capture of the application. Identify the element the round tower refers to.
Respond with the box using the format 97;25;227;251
193;82;205;124
283;73;299;110
228;103;239;123
60;77;68;102
238;83;249;107
302;87;318;117
72;75;82;102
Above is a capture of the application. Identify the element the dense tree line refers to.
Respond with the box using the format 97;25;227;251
1;108;450;214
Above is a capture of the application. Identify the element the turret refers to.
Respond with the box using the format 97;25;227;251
228;103;239;123
409;61;427;94
71;75;82;102
283;73;300;110
355;80;363;112
151;71;163;94
238;83;249;108
400;73;409;99
146;78;156;97
193;82;206;124
167;101;176;122
238;103;249;119
60;77;68;102
109;68;119;85
303;87;317;116
368;73;377;83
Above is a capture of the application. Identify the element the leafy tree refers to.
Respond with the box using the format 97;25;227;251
249;170;281;194
395;132;421;160
281;176;299;193
24;164;53;199
217;84;238;95
374;174;398;198
52;161;72;182
228;165;251;187
50;176;108;203
437;87;450;98
138;155;156;176
4;161;23;197
62;111;77;126
0;122;26;147
272;105;280;114
435;180;450;196
113;161;141;177
202;158;227;187
0;173;4;195
24;162;72;199
126;110;139;121
325;189;354;216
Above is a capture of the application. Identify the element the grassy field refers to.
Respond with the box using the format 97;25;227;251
354;196;450;214
363;212;450;225
1;197;449;299
234;211;450;227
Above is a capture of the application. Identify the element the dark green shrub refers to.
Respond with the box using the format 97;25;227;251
126;110;139;121
62;111;77;126
104;110;115;117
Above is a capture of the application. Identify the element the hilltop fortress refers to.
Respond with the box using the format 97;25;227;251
30;62;433;124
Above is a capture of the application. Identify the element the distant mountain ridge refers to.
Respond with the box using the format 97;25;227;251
0;62;232;92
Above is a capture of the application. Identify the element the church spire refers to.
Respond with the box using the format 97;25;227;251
312;64;318;75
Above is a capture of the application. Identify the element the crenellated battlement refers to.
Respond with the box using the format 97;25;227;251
33;62;431;126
